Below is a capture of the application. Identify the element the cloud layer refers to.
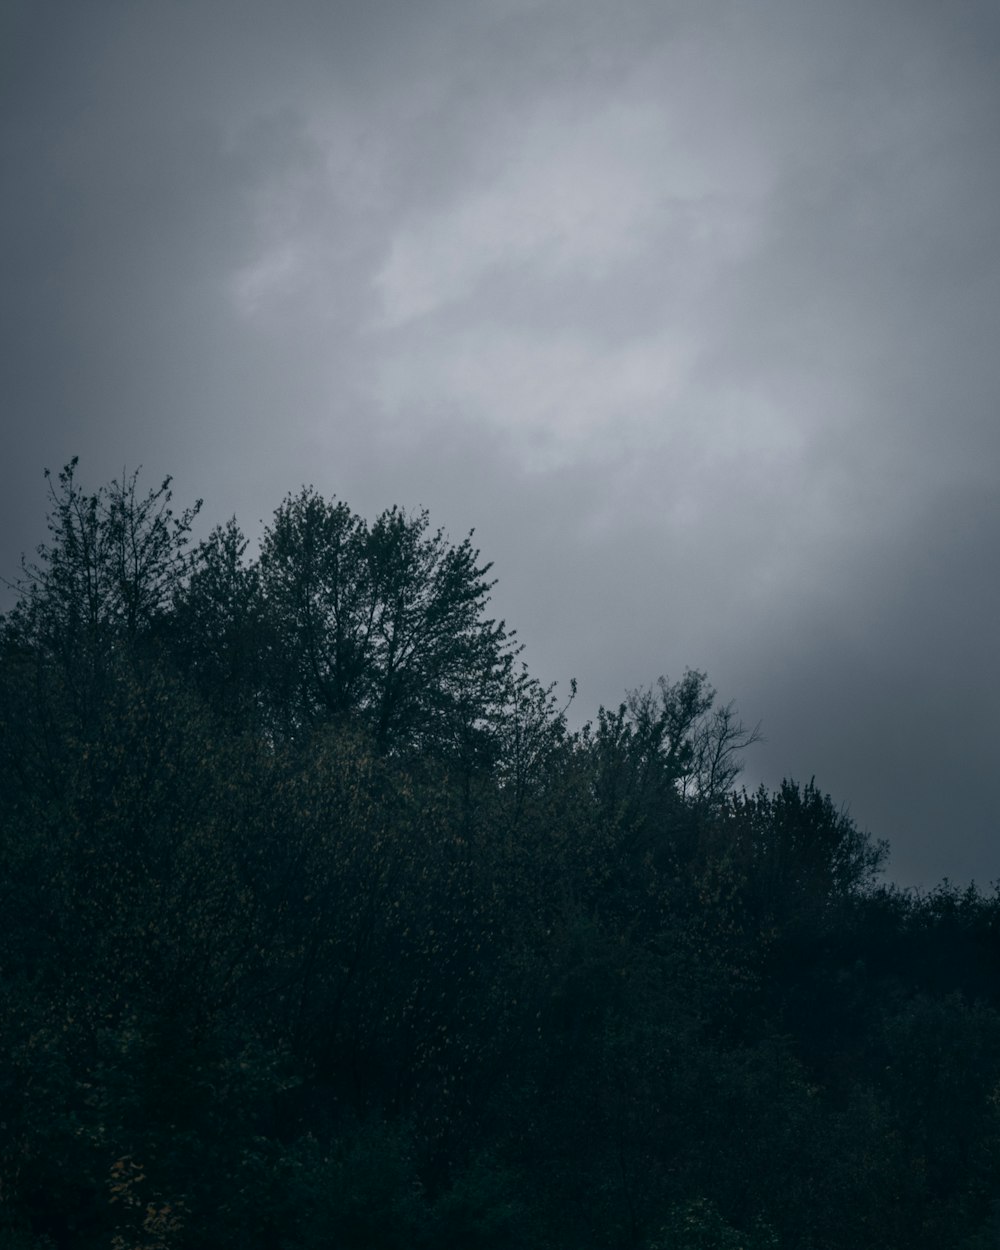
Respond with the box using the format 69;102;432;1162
3;0;999;885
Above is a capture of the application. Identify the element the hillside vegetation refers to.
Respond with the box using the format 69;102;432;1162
3;462;999;1250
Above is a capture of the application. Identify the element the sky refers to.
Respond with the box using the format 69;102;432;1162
2;0;999;888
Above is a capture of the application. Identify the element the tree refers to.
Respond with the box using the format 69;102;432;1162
12;461;1000;1250
2;459;200;723
170;517;270;730
258;488;516;754
624;671;761;806
724;779;888;927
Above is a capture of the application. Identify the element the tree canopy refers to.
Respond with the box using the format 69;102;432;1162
1;463;996;1250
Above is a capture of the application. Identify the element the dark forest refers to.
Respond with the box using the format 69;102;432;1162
3;462;999;1249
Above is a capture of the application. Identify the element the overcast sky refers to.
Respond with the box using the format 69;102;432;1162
3;0;999;887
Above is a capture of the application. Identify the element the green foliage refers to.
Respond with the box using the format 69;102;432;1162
647;1199;779;1250
4;463;999;1250
170;517;269;728
285;1121;424;1250
5;459;199;671
257;487;516;753
723;779;889;935
422;1156;531;1250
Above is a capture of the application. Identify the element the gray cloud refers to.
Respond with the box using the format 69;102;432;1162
3;0;999;886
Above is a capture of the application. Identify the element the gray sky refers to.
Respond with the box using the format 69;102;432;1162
3;0;999;887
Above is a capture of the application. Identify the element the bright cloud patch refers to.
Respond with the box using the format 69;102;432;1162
371;95;760;327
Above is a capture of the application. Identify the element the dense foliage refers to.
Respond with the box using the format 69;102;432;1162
2;463;999;1249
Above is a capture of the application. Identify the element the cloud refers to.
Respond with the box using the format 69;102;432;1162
368;46;776;329
3;0;1000;887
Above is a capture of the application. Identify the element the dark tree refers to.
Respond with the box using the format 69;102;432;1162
8;458;201;648
2;459;201;725
170;517;270;730
724;778;888;929
5;462;1000;1250
258;487;516;754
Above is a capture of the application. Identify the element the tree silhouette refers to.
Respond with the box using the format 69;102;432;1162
5;461;1000;1250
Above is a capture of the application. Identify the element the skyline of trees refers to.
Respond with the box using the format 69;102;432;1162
2;462;998;1249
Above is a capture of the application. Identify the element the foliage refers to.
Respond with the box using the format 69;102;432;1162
2;462;997;1250
4;459;199;680
257;488;516;754
647;1199;779;1250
